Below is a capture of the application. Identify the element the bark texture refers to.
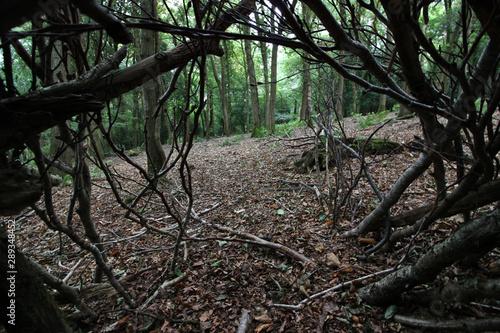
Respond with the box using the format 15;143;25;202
0;229;71;333
359;209;500;305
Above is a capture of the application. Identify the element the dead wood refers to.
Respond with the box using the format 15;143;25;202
80;267;156;303
237;309;250;333
210;223;315;265
139;272;188;310
293;137;402;174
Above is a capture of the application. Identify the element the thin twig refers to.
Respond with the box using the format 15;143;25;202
273;268;393;310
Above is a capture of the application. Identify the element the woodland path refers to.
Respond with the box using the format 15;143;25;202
18;114;466;332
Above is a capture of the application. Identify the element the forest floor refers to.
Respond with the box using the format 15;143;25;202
16;113;499;332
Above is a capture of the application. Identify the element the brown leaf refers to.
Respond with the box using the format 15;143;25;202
199;311;211;322
254;313;273;323
326;253;340;267
358;237;377;244
255;323;273;332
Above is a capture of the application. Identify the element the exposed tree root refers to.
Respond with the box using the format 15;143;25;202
393;314;500;331
359;209;500;305
412;276;500;305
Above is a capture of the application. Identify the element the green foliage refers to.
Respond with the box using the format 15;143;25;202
219;139;234;147
252;126;271;138
274;118;306;136
354;110;395;129
126;150;140;157
219;135;244;147
62;174;73;187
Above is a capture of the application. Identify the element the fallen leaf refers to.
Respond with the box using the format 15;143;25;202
255;323;273;332
326;253;340;267
199;311;211;322
315;244;325;253
358;237;376;244
254;314;273;323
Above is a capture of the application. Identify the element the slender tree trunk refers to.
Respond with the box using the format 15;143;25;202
132;89;140;147
300;58;311;123
141;0;165;175
352;82;358;115
299;3;312;124
223;40;232;135
210;55;231;136
256;10;271;130
205;79;212;139
243;25;261;136
242;40;251;133
269;5;279;133
336;75;345;120
377;93;387;113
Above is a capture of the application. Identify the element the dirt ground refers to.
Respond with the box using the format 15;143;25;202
15;114;499;332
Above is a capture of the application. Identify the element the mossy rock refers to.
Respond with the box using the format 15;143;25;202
345;137;402;155
293;148;333;173
293;137;402;173
126;150;141;157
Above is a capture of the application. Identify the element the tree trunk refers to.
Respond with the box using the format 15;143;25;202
299;3;312;124
223;40;233;135
359;209;500;305
140;0;165;175
352;82;358;115
205;79;212;139
300;58;312;123
397;82;412;118
243;25;261;136
268;5;279;133
210;55;231;136
256;10;271;130
377;93;387;113
49;123;75;177
336;75;345;120
132;89;140;147
0;229;71;333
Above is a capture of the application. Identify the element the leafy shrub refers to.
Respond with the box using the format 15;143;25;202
253;126;271;138
275;118;307;136
219;139;234;147
355;110;395;129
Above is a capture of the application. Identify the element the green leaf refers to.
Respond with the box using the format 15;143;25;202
217;240;228;247
277;209;285;215
384;305;398;319
210;260;223;267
